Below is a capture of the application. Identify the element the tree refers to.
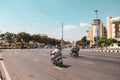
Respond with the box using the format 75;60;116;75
32;34;41;43
0;33;5;40
97;37;107;47
0;31;64;48
106;38;118;46
97;38;118;47
76;36;90;48
47;38;61;46
4;32;15;43
16;32;31;43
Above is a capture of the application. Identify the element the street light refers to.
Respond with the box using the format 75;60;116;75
62;22;63;41
61;22;64;49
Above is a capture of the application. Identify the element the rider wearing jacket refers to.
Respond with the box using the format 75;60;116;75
50;45;62;62
71;44;79;53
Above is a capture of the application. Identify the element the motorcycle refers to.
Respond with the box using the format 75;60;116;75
50;52;63;67
70;48;79;57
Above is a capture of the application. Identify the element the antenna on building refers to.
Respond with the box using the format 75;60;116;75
94;10;98;19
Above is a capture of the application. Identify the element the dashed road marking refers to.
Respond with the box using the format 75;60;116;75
104;58;116;61
104;65;117;68
33;58;39;61
14;50;18;54
43;54;48;56
81;61;94;64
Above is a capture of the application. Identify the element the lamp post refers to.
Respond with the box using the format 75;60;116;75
62;22;63;42
61;22;64;49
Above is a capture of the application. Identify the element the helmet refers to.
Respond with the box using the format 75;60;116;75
55;45;61;49
55;45;58;48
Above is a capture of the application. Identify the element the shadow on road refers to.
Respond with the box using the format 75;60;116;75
77;56;85;58
0;58;4;61
60;64;71;68
70;56;85;58
0;50;4;52
62;56;67;58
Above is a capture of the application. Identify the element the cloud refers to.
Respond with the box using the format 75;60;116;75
64;25;77;31
51;33;57;35
80;23;89;27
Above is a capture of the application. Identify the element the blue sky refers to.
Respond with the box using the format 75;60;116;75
0;0;120;41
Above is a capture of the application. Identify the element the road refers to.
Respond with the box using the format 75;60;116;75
0;49;120;80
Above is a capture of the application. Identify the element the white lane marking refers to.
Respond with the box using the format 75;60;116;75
14;50;18;54
0;61;12;80
81;61;94;64
104;65;117;68
23;55;28;57
104;58;116;61
43;54;48;56
33;58;39;61
38;53;48;56
53;66;63;70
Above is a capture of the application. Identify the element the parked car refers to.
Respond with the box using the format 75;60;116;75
44;45;53;49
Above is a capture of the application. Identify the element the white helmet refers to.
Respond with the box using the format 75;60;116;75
55;45;61;49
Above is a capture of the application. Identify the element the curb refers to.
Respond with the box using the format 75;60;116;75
0;71;3;80
0;69;6;80
80;49;120;53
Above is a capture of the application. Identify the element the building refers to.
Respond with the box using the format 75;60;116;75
107;16;120;41
86;19;106;47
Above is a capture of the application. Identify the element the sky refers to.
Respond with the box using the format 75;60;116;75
0;0;120;41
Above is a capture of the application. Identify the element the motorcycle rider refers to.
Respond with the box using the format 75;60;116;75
71;44;79;56
50;45;62;62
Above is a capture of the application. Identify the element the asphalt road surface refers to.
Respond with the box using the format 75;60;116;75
0;49;120;80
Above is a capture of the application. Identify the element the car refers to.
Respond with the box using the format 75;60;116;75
44;45;53;49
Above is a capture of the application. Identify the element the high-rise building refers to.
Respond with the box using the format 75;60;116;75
107;16;120;41
86;19;106;47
